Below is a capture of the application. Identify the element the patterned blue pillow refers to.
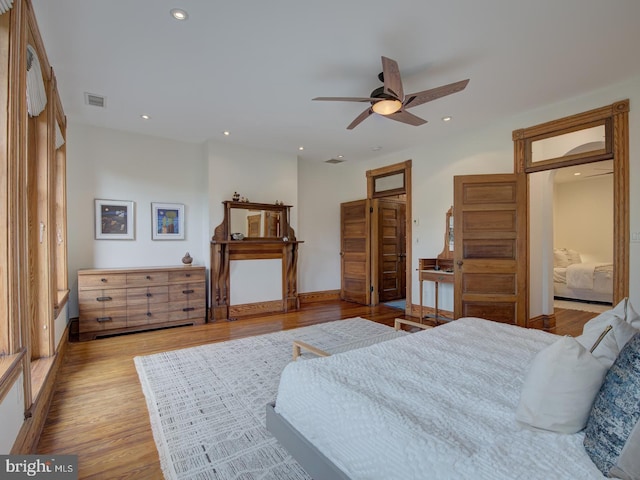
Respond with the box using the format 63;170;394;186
584;332;640;478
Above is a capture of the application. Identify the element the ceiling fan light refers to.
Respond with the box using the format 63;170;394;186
372;99;402;115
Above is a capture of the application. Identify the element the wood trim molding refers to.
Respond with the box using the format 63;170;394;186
527;313;555;331
0;348;25;404
229;300;284;319
210;240;302;321
299;290;341;304
513;100;630;323
365;160;412;309
11;320;70;454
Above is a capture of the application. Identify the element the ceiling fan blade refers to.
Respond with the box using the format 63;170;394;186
347;108;373;130
403;79;470;109
381;56;403;100
387;110;427;126
313;96;378;102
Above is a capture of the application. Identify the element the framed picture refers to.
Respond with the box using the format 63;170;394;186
152;202;185;240
95;199;135;240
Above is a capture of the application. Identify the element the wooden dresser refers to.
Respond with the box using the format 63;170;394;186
78;265;206;340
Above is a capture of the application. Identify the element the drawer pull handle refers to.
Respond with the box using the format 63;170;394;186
183;289;195;294
182;307;195;312
185;273;191;278
146;312;152;317
96;296;112;302
146;293;153;297
101;278;107;283
146;275;151;280
96;316;112;322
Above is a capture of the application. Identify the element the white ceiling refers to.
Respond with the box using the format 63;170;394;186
31;0;640;164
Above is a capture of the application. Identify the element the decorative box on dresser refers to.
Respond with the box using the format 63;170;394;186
78;265;206;340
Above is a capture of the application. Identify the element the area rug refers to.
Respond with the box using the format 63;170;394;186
134;317;403;480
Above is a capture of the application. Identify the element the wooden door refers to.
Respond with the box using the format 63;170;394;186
247;214;261;237
453;173;527;326
340;199;371;305
264;212;280;237
376;199;406;302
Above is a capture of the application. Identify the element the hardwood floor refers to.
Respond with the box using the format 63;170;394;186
36;300;596;479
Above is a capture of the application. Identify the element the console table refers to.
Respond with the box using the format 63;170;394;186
418;207;455;323
418;259;454;323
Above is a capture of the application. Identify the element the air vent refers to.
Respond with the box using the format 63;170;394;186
325;158;345;164
84;92;106;108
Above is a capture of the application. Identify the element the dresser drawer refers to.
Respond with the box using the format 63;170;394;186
127;304;169;326
127;271;169;286
168;268;205;283
168;306;206;322
126;286;169;305
78;273;126;289
168;283;206;302
79;307;127;333
78;288;127;309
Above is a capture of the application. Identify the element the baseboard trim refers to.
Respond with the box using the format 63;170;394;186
11;321;71;454
299;290;341;304
229;300;284;318
528;313;556;331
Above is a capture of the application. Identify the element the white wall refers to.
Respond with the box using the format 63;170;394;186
554;175;613;262
297;75;640;312
206;141;298;304
66;123;208;317
0;376;24;453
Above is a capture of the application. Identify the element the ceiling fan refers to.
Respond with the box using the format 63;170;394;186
313;56;469;130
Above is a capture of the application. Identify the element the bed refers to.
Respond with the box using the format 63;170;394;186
553;248;613;304
267;314;640;479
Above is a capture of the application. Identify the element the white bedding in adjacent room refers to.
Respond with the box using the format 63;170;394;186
565;262;612;290
274;318;605;480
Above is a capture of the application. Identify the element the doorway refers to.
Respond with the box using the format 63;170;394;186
514;100;629;328
339;160;413;308
376;198;407;305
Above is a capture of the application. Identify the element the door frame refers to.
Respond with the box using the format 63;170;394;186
513;100;629;327
366;160;412;307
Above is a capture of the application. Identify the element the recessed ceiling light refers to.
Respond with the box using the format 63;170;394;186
442;116;452;122
141;114;150;120
337;155;343;158
170;8;189;20
223;131;230;136
371;146;382;151
298;146;304;151
574;172;581;176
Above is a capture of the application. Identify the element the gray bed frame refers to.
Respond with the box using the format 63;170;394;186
266;402;351;480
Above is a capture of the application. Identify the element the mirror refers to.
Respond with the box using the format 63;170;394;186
212;200;295;242
230;208;281;238
439;206;454;260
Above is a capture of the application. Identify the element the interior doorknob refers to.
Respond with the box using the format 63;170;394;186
457;260;464;266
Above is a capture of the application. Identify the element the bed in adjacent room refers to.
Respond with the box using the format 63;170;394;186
553;248;613;304
267;305;640;480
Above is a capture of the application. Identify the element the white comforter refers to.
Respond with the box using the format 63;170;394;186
566;262;612;290
275;318;605;480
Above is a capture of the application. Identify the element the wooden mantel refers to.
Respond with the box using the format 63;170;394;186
210;201;302;321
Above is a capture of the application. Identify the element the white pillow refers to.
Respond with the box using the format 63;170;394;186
516;336;608;433
623;298;640;329
554;248;570;268
565;249;582;265
582;297;638;333
577;318;639;368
